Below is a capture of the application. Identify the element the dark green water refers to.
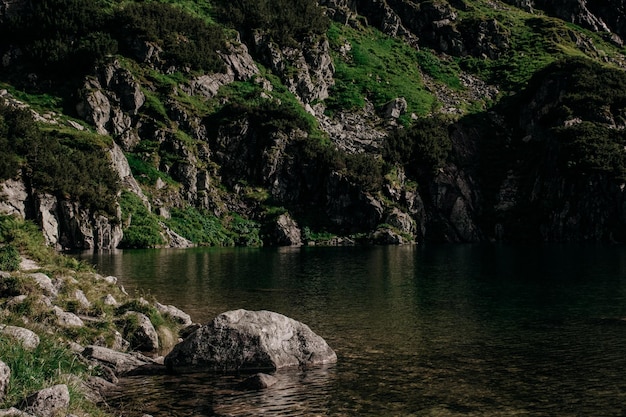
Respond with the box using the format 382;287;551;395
79;244;626;416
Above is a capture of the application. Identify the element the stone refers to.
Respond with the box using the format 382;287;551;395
384;97;407;119
80;376;116;403
0;360;9;402
74;289;91;309
27;273;57;297
237;373;278;390
0;178;28;218
0;408;35;417
155;302;193;326
82;345;154;376
165;309;337;373
53;306;84;328
102;294;118;306
270;213;302;246
22;384;70;417
0;325;39;350
122;312;159;352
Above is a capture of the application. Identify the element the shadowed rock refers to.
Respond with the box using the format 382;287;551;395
236;373;278;390
165;309;337;373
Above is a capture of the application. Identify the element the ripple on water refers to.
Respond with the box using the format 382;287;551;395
106;365;337;417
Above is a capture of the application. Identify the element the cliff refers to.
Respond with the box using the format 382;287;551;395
1;0;626;248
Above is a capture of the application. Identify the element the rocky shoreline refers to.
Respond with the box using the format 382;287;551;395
0;246;204;416
0;254;336;417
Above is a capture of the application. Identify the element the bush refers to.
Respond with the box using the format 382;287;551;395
0;245;20;271
0;105;120;216
554;122;626;180
114;2;225;72
119;192;165;248
384;116;452;176
214;0;328;46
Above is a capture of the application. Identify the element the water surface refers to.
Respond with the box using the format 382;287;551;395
80;244;626;416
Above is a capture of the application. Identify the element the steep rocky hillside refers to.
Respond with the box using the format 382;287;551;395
1;0;626;249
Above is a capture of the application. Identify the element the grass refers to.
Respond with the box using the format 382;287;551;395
119;191;165;248
326;23;437;121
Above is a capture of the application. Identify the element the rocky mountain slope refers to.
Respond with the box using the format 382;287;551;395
2;0;626;249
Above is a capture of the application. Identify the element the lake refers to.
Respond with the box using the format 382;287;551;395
78;244;626;416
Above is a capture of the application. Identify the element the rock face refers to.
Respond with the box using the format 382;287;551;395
165;309;337;373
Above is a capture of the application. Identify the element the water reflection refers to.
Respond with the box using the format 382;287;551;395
108;366;336;417
79;244;626;416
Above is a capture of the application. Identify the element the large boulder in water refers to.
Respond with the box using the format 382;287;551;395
164;309;337;373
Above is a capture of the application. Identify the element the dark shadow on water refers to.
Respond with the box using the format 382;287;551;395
106;365;337;417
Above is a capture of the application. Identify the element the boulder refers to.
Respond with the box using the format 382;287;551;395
22;384;70;417
165;309;337;373
0;360;9;402
0;325;40;350
269;213;303;246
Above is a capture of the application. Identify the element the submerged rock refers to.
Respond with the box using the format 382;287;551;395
165;309;337;373
237;373;278;390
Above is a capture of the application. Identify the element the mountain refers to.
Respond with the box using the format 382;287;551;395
1;0;626;250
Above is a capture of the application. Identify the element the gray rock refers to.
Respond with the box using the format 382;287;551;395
82;345;154;376
0;408;35;417
155;302;193;326
102;294;118;306
0;178;28;218
270;213;302;246
22;384;69;417
74;289;91;309
122;311;159;352
27;273;57;298
165;309;337;373
0;325;40;350
80;376;116;403
53;306;84;328
384;97;408;119
0;360;9;402
237;373;278;390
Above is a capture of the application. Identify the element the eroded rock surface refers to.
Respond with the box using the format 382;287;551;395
165;309;337;373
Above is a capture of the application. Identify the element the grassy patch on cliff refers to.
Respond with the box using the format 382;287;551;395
326;23;437;120
457;2;625;91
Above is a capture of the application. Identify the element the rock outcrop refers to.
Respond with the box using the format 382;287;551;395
165;309;337;373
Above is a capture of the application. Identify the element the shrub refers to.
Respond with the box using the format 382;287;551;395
384;116;452;176
0;244;20;271
214;0;328;46
113;2;225;72
119;192;165;248
554;122;626;181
